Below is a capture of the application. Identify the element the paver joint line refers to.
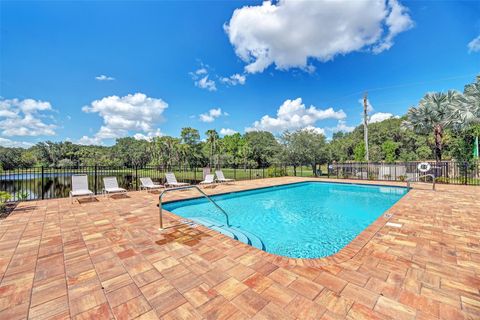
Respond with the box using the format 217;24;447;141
0;177;478;320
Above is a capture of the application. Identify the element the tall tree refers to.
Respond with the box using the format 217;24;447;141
222;133;244;166
244;131;280;167
205;129;219;168
453;75;480;128
180;127;201;166
403;91;460;161
382;140;399;163
282;129;328;175
114;137;151;167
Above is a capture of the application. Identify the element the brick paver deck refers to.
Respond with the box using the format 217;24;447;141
0;177;479;319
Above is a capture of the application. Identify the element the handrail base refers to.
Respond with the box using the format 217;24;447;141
158;185;230;230
406;174;436;191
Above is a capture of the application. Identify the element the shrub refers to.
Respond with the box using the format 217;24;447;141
266;166;287;177
0;192;11;213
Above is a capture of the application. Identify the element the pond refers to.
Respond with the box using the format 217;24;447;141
0;170;200;201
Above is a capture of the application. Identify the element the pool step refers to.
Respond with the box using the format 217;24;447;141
232;228;265;251
209;225;236;239
191;217;265;251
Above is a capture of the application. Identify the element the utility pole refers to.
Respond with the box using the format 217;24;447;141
363;92;369;162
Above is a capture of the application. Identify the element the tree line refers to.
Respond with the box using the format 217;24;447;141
1;76;479;172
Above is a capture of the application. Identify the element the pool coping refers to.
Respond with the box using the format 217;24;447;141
161;178;410;267
161;179;409;206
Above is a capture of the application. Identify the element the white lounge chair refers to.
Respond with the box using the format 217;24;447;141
165;172;190;188
199;174;216;188
140;177;164;191
102;177;127;197
215;170;235;184
69;174;94;203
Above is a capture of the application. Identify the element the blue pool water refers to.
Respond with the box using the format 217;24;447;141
163;182;408;258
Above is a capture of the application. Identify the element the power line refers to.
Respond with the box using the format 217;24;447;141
324;73;478;105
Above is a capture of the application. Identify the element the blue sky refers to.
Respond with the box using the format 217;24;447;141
1;0;479;147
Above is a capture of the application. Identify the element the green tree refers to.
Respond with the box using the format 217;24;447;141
180;127;201;166
205;129;219;168
282;129;329;175
244;131;280;167
382;140;398;163
403;91;461;161
58;158;75;167
0;147;24;169
114;137;151;167
151;136;180;167
453;75;480;129
354;143;366;162
222;133;245;166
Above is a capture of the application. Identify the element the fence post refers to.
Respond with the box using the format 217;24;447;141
446;161;449;183
464;162;468;185
234;167;237;180
262;167;264;179
135;166;139;190
250;167;252;180
327;163;330;178
94;165;98;195
41;166;45;200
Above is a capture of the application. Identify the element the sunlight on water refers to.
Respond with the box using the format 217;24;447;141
164;182;408;258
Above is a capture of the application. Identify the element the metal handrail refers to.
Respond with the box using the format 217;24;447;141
406;174;436;190
158;185;230;229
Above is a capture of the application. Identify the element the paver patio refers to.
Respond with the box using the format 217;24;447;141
0;177;479;319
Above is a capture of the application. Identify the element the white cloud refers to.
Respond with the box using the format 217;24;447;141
220;73;246;86
372;0;415;53
81;93;167;144
133;129;163;141
190;66;217;91
220;128;238;136
369;112;398;123
95;74;115;81
199;108;226;123
0;137;34;148
77;135;102;146
195;76;217;91
0;98;56;136
191;63;247;90
302;126;325;135
225;0;413;73
329;120;355;133
468;35;480;53
195;68;208;75
246;98;346;133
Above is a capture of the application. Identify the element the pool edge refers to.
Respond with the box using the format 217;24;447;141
160;177;410;267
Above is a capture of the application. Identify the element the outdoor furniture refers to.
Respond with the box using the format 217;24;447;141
69;174;94;203
199;174;216;188
140;177;163;191
165;172;190;188
215;170;235;184
102;177;127;197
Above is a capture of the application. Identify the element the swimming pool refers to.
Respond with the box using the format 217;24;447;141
163;182;408;258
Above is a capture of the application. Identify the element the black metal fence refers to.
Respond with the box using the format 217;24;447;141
1;161;478;201
327;161;480;186
0;164;293;201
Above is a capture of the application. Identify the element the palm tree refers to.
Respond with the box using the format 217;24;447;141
455;76;480;158
403;90;461;161
453;76;480;129
205;129;219;168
